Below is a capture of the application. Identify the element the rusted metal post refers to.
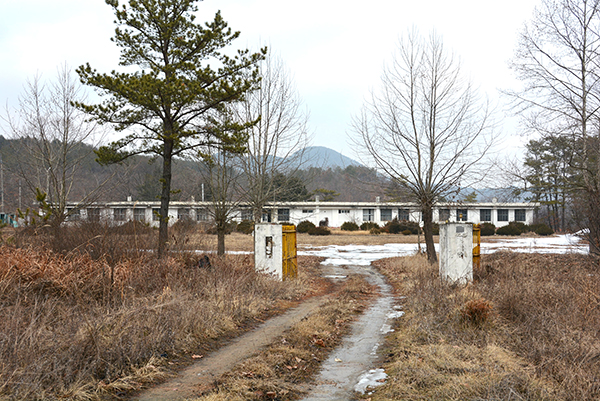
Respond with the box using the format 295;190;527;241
473;223;481;272
282;224;297;280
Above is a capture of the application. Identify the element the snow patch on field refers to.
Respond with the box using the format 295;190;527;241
299;234;587;265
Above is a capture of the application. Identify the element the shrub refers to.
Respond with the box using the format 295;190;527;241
496;223;522;236
236;219;255;235
383;219;419;235
308;226;331;236
401;229;412;236
297;220;316;233
431;223;439;236
480;222;496;236
383;219;402;234
461;298;493;326
206;221;236;235
108;220;154;235
370;227;381;235
405;221;420;234
360;222;379;231
171;217;197;234
511;221;528;234
532;223;554;236
341;221;359;231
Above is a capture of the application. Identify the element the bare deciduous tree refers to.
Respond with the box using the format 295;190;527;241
507;0;600;253
198;141;244;256
352;30;494;263
236;52;311;222
2;65;105;230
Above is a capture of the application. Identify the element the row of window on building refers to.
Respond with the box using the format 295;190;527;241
68;207;527;224
361;208;526;223
68;207;211;222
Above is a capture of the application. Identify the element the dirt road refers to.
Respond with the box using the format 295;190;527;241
133;261;399;401
301;264;399;400
133;294;330;400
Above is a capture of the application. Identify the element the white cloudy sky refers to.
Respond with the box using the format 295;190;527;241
0;0;540;160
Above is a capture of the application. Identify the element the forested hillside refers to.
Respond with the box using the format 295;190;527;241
0;138;393;214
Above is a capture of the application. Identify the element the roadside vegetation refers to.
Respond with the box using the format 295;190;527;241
371;252;600;400
0;224;323;400
192;276;375;400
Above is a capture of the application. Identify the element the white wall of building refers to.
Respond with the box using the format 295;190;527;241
71;200;538;228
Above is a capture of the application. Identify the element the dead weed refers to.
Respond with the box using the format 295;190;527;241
370;254;561;400
191;276;375;401
0;245;318;400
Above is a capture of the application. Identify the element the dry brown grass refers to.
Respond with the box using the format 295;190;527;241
371;254;558;400
191;276;376;401
165;223;543;253
478;252;600;400
0;225;322;400
188;230;439;252
370;252;600;400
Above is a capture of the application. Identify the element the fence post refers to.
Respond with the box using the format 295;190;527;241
282;224;297;280
473;223;481;272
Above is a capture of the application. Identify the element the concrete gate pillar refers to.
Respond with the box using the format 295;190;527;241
254;223;297;281
439;222;473;284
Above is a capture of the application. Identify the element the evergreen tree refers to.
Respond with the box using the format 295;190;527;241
523;135;576;232
272;172;310;202
77;0;264;256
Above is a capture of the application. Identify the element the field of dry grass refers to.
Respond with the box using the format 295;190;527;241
199;229;540;252
0;224;325;401
371;252;600;400
3;221;593;400
196;230;436;252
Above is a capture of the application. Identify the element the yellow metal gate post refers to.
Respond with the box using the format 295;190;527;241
281;225;297;280
473;224;481;271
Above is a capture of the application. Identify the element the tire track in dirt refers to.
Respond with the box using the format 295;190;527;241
301;265;398;400
133;294;331;401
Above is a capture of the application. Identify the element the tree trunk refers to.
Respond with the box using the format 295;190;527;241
586;189;600;256
217;228;226;256
158;138;173;258
422;205;438;263
253;206;262;223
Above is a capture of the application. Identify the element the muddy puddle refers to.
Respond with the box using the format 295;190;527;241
301;264;402;400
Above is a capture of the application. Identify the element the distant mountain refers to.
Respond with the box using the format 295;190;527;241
293;146;362;169
450;187;532;203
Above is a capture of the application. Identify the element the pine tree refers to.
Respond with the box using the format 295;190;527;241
76;0;264;256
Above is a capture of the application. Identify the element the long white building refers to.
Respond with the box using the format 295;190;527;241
70;197;538;227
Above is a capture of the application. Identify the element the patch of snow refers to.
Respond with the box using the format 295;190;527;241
299;243;429;265
370;343;380;355
299;234;587;265
354;368;387;394
482;234;587;254
380;323;394;334
387;311;405;319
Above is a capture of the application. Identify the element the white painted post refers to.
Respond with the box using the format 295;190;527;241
439;222;473;284
254;223;284;280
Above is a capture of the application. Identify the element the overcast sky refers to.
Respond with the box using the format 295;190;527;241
0;0;541;161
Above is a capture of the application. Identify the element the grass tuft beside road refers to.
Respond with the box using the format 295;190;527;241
370;252;600;400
